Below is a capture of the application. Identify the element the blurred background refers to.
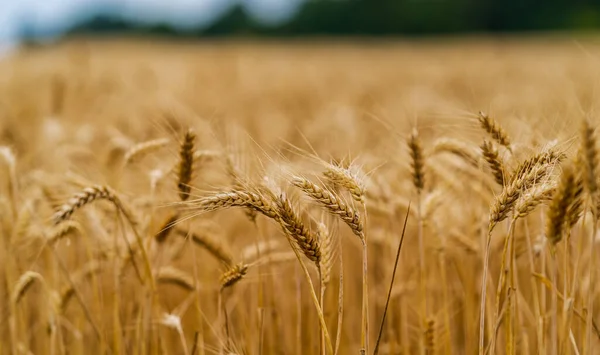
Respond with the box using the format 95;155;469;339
3;0;600;53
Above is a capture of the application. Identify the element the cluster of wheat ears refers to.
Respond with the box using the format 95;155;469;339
2;40;600;354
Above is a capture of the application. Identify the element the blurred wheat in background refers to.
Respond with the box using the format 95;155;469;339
2;38;600;354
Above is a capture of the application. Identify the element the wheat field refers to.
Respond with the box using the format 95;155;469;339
2;37;600;354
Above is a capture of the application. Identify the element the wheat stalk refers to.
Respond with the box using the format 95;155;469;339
53;184;154;289
59;260;102;312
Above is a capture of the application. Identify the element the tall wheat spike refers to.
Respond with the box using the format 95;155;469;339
481;139;505;186
12;271;44;305
546;164;577;246
291;177;364;241
174;227;234;266
220;263;248;290
178;129;196;201
408;129;425;191
323;164;365;203
123;138;170;165
156;266;196;291
274;193;321;265
189;190;279;220
477;111;512;150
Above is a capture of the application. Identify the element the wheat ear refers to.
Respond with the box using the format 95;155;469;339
477;111;511;150
46;220;83;245
52;185;118;224
123;138;170;165
178;129;195;201
566;172;584;228
508;149;565;185
489;150;561;230
12;271;44;305
515;183;555;218
316;221;335;355
430;137;479;166
546;164;577;247
323;164;365;203
190;190;279;220
581;118;599;202
481;140;506;186
581;118;599;353
174;227;234;266
156;266;196;291
317;222;335;287
220;263;248;290
0;146;17;218
274;193;321;265
155;213;179;243
292;177;364;241
408;129;425;191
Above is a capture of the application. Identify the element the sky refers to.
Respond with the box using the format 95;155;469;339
0;0;305;51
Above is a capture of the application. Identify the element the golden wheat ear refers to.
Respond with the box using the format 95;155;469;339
477;111;512;150
480;139;505;186
489;149;563;231
292;176;364;241
545;163;578;247
408;128;425;192
156;266;196;291
220;263;248;290
580;118;599;207
323;164;366;203
155;213;179;244
174;227;234;266
177;129;196;201
430;138;479;166
274;193;321;266
12;271;44;305
123;138;170;165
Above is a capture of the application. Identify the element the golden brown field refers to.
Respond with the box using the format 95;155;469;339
2;37;600;354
